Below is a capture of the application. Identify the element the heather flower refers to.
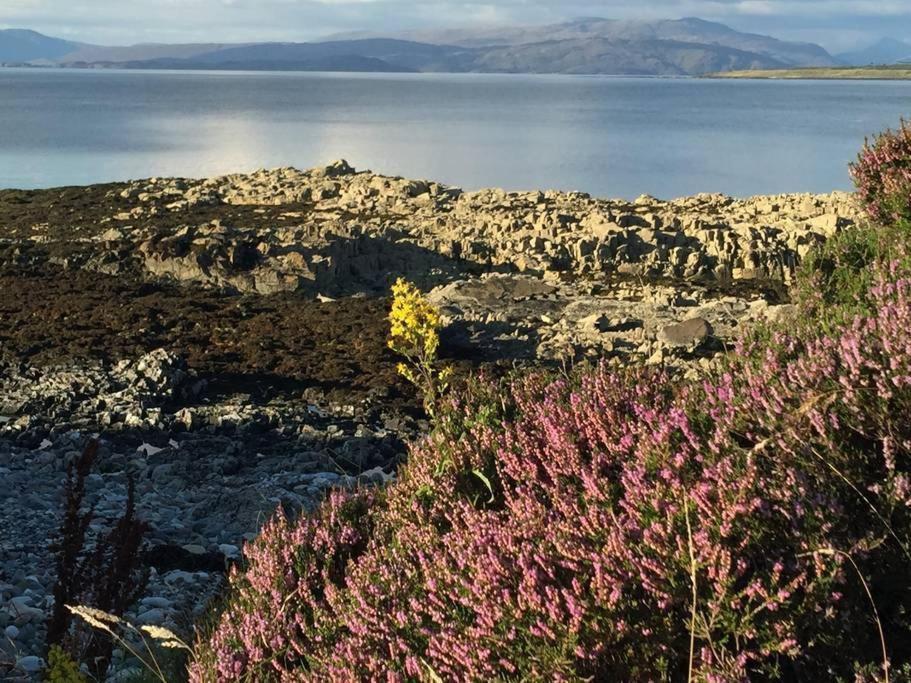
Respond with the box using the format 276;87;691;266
851;118;911;224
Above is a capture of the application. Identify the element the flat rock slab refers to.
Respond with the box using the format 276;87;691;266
427;274;787;371
432;277;557;307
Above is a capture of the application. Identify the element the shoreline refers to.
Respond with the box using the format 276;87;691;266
8;62;911;82
708;65;911;80
0;162;862;677
0;166;856;206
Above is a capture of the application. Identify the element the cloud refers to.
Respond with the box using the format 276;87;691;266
1;0;909;51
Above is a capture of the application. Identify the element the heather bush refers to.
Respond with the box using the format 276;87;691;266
191;489;378;680
801;116;911;332
851;118;911;224
192;250;911;681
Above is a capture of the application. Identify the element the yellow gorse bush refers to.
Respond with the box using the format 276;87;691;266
388;278;452;415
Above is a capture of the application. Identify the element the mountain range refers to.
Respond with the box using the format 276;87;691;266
836;37;911;66
0;19;843;75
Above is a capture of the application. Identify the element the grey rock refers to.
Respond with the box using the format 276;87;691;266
136;608;166;625
17;655;43;673
218;544;240;559
140;596;173;610
658;317;714;348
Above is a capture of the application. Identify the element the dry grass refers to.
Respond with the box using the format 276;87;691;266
708;66;911;80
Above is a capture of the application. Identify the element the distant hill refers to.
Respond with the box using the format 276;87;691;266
104;36;791;76
837;38;911;66
115;53;416;74
61;42;247;64
459;38;792;76
129;40;463;73
329;17;838;68
0;19;839;75
0;29;82;63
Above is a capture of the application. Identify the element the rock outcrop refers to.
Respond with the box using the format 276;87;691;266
0;161;861;373
95;163;858;297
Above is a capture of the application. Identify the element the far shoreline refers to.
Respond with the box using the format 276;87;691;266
707;65;911;81
2;62;906;82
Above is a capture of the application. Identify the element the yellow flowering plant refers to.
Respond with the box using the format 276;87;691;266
388;278;452;416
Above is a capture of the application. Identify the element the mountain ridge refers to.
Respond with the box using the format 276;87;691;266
0;19;839;75
0;28;84;62
325;17;836;67
837;37;911;65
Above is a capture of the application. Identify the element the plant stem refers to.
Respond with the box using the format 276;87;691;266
684;497;698;683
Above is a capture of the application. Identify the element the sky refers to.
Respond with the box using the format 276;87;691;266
2;0;910;53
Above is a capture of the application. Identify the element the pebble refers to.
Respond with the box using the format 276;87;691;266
0;353;415;680
139;597;172;609
218;544;240;559
17;656;43;673
136;608;165;625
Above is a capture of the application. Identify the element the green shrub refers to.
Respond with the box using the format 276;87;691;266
794;218;911;332
46;645;86;683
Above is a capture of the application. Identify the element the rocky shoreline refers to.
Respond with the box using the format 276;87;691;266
0;163;861;678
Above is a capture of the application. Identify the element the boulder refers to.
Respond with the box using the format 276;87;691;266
17;656;43;674
658;317;713;348
580;313;611;334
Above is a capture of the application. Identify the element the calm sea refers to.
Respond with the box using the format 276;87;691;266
1;68;909;199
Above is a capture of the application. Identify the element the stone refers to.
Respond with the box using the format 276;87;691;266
764;304;799;325
647;348;665;365
140;596;173;609
136;608;166;625
806;213;845;235
580;313;611;334
658;317;714;348
218;544;241;559
17;655;43;673
323;159;355;177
